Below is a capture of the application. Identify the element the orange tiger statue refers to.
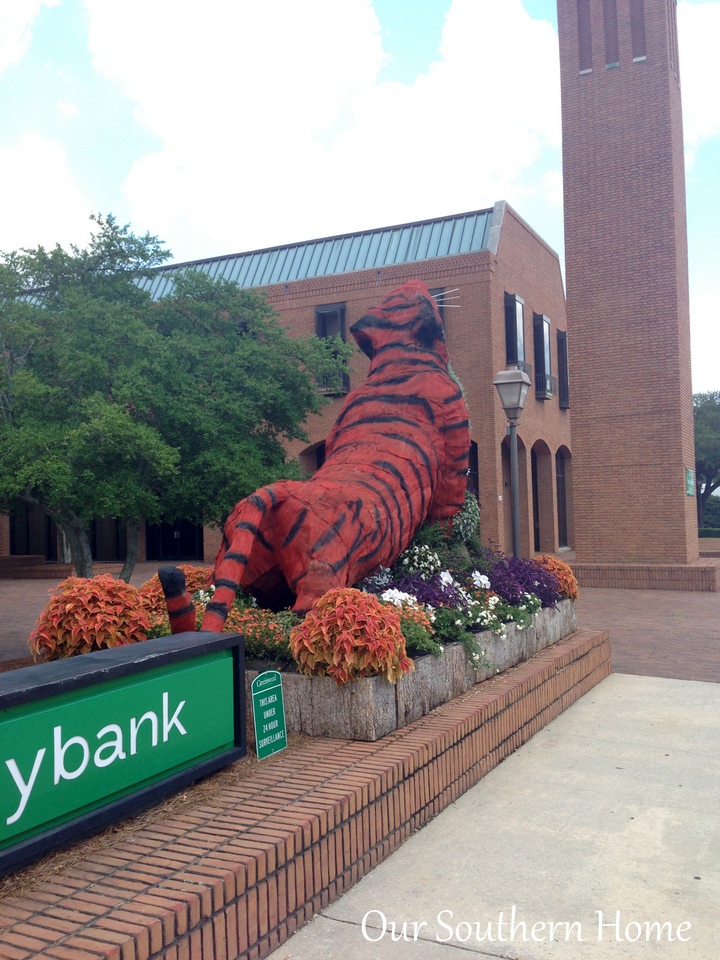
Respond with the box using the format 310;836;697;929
159;280;470;632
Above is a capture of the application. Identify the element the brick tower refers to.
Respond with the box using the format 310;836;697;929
557;0;702;580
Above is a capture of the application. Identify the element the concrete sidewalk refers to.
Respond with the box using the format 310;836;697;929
266;673;720;959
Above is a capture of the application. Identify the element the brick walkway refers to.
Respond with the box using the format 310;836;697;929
0;563;159;668
575;587;720;681
2;564;719;681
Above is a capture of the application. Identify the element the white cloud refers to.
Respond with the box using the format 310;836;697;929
0;134;93;252
0;0;59;73
56;100;79;120
84;0;561;261
690;282;720;392
678;2;720;163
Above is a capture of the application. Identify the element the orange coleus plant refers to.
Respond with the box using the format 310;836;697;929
28;575;151;662
289;587;414;686
537;555;579;601
225;607;297;661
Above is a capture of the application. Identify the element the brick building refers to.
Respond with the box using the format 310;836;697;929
0;202;573;571
558;0;719;589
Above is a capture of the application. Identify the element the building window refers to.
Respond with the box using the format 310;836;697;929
315;302;350;395
603;0;620;67
577;0;593;72
315;302;346;341
429;287;446;326
630;0;647;60
666;0;680;81
504;293;530;376
557;330;570;409
533;313;556;400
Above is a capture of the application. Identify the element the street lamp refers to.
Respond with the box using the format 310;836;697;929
493;367;531;557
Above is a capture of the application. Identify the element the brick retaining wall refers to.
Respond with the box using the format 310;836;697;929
0;628;610;960
573;558;720;591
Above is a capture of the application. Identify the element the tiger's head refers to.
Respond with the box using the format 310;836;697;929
349;280;449;366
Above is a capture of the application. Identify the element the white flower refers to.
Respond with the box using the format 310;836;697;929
472;571;491;590
381;588;417;607
440;570;454;587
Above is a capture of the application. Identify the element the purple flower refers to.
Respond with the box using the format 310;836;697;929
388;572;466;609
487;555;561;608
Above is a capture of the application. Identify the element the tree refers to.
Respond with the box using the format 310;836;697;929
0;215;177;578
694;391;720;527
0;217;349;580
147;270;351;531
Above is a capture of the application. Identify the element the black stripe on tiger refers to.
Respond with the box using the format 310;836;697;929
352;477;401;555
168;603;195;621
329;525;367;574
311;511;347;552
332;413;431;440
324;435;437;508
376;458;421;532
352;474;406;550
225;551;250;564
205;600;230;619
439;419;470;432
248;493;268;514
234;520;273;552
215;578;241;592
281;508;309;547
333;393;435;430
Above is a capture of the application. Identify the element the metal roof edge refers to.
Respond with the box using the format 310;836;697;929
486;201;506;256
156;206;497;274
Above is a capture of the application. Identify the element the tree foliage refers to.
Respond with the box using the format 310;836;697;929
147;270;351;527
693;391;720;527
0;216;349;579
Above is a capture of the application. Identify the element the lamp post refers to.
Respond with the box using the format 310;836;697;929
493;367;531;557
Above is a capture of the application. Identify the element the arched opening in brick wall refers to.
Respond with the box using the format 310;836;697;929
501;434;529;556
555;445;574;550
531;440;556;554
298;440;326;476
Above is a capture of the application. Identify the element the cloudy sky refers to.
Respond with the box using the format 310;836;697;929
1;0;718;389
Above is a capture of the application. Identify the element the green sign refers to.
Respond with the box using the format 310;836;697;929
0;632;245;875
251;671;287;759
686;467;695;496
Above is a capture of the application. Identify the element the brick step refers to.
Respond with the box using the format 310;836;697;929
0;559;127;580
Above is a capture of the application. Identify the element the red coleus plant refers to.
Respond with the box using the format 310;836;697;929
28;575;151;662
289;587;414;686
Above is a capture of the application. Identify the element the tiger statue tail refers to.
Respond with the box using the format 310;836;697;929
158;485;285;635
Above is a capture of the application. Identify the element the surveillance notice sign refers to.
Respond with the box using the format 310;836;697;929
251;671;287;760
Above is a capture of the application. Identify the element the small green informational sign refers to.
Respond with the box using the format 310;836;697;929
686;467;695;497
251;671;287;760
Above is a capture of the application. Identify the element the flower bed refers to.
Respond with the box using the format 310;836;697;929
26;496;581;742
245;599;577;741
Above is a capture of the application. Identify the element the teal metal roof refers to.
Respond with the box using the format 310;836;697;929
138;208;494;300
